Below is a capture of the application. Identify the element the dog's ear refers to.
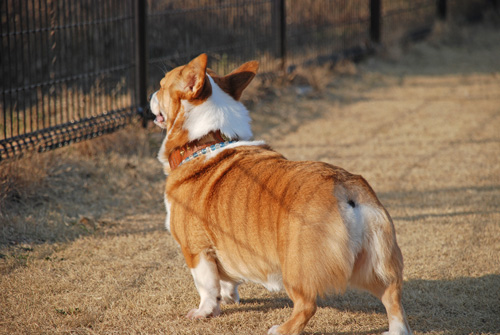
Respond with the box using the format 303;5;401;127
206;68;218;77
222;61;259;100
179;54;208;100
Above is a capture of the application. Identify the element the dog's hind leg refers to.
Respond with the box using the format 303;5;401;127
268;286;317;335
185;250;222;319
379;281;411;335
355;277;411;335
350;209;411;335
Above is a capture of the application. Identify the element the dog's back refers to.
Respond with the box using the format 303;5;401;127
168;144;403;297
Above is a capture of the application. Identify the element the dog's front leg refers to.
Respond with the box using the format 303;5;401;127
186;251;222;319
220;279;240;305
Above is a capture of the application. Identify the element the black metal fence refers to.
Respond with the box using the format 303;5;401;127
1;0;138;160
1;0;492;161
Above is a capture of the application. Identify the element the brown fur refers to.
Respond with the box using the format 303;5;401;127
153;54;411;335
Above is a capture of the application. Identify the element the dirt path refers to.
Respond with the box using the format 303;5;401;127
1;23;500;334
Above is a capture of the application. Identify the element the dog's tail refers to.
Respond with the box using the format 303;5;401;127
337;176;404;287
279;171;403;300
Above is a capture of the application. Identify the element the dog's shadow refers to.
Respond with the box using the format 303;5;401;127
224;274;500;334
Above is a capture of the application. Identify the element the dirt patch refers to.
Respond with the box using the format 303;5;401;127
1;21;500;334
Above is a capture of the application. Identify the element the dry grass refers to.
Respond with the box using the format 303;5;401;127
0;122;163;251
1;21;500;334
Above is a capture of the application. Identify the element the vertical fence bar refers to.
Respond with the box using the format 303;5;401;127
1;0;8;141
273;0;286;73
437;0;447;20
280;0;286;72
370;0;381;44
134;0;148;127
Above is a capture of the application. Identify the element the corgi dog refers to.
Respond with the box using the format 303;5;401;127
150;54;411;335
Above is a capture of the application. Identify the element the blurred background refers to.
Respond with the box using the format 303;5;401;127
1;2;499;334
1;0;493;160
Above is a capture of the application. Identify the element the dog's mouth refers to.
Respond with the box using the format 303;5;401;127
154;112;166;128
150;92;167;129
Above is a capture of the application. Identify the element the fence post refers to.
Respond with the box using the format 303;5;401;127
437;0;447;20
273;0;286;73
279;0;286;72
135;0;148;127
370;0;381;44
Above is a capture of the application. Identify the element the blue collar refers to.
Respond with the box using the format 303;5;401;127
179;141;236;167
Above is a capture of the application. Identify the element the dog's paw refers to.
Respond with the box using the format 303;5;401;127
382;320;412;335
268;325;281;335
382;330;411;335
221;289;240;305
220;281;240;305
221;295;239;305
186;306;221;319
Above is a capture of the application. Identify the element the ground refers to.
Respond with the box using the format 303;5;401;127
1;21;499;334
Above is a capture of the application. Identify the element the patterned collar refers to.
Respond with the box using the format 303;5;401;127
179;141;236;167
168;130;233;170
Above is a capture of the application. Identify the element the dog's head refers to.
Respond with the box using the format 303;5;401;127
150;54;259;161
